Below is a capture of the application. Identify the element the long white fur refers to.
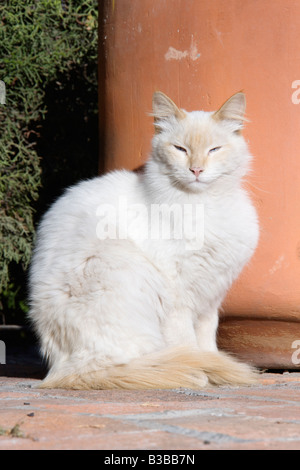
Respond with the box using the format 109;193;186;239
28;92;259;389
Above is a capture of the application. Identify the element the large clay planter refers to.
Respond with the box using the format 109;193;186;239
99;0;300;368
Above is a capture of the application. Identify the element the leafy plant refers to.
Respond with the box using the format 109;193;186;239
0;0;98;323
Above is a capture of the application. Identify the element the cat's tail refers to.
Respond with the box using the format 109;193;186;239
38;347;258;390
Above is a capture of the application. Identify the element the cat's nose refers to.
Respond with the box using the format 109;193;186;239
189;167;204;178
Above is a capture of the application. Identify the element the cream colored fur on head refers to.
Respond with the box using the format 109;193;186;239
29;91;259;390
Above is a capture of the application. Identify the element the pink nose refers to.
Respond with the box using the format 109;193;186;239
189;167;204;178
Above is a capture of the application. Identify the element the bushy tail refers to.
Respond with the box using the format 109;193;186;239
38;347;258;390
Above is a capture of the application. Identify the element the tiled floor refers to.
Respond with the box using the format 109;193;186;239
0;372;299;450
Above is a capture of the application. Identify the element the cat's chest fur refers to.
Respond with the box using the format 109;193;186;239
129;177;258;308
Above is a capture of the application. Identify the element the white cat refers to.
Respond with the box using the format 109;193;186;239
28;91;259;389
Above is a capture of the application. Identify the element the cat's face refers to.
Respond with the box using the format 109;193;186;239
151;92;250;192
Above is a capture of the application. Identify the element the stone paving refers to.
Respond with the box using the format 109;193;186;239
0;372;299;450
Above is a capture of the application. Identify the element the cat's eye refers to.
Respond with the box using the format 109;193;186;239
174;145;187;153
208;146;222;154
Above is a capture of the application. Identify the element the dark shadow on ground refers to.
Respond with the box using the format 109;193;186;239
0;328;46;379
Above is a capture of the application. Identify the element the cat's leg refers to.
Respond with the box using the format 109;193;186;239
161;307;198;347
194;311;219;352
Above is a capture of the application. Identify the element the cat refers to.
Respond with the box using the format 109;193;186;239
28;91;259;390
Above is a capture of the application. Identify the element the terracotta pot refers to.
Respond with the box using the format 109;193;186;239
99;0;300;368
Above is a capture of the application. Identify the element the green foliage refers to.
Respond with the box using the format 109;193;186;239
0;0;98;322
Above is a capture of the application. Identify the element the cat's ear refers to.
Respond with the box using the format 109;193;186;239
152;92;186;133
213;92;246;132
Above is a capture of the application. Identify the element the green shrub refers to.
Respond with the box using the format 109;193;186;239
0;0;98;323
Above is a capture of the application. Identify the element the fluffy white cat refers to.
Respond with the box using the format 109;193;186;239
28;91;259;389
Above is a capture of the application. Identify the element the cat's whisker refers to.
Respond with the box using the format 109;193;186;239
244;180;271;194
